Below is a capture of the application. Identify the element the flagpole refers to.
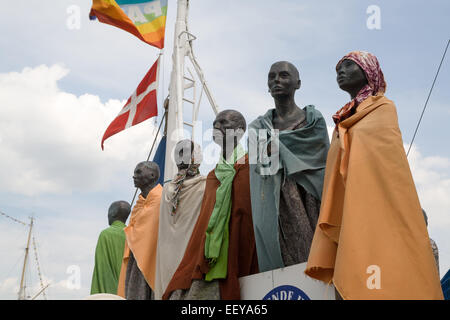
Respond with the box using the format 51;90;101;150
129;49;165;208
163;0;189;183
130;111;167;208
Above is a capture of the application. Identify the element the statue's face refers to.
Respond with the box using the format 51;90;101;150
336;59;367;92
133;164;156;189
212;111;240;149
268;62;300;98
174;140;193;171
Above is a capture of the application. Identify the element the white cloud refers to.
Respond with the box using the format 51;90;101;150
407;144;450;229
0;277;19;299
403;144;450;276
0;64;160;196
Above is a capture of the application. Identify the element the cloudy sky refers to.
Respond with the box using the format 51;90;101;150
0;0;449;299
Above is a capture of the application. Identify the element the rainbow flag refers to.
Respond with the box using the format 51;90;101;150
90;0;168;49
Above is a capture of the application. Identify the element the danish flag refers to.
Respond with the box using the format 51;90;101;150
101;57;160;150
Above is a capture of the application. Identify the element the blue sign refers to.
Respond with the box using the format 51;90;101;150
262;285;311;300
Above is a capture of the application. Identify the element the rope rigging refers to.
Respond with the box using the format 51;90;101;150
0;210;28;226
0;211;48;299
32;236;47;300
407;39;450;157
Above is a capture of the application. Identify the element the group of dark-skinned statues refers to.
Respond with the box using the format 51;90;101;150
91;51;443;300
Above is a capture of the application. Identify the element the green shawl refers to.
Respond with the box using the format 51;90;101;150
90;220;126;294
204;144;246;281
248;105;330;272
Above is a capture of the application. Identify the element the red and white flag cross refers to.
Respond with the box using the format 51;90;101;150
101;56;160;150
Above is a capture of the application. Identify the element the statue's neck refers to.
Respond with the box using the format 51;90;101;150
274;95;298;117
347;82;367;100
140;182;157;199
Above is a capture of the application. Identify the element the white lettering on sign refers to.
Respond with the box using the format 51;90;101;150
268;289;305;300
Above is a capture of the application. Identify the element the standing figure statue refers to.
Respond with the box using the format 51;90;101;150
163;110;259;300
90;200;130;295
154;139;206;300
305;51;443;299
117;161;163;299
249;61;330;272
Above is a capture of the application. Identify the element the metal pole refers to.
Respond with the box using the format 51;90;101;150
188;47;219;115
31;283;50;300
164;0;189;183
18;217;33;300
130;111;167;208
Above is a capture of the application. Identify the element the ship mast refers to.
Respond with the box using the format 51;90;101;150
164;0;219;182
18;217;33;300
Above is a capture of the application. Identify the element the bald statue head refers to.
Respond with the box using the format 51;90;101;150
108;200;131;225
133;161;160;196
212;109;246;159
268;61;301;99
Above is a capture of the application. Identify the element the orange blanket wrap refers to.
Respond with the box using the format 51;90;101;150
117;184;163;297
305;96;443;300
